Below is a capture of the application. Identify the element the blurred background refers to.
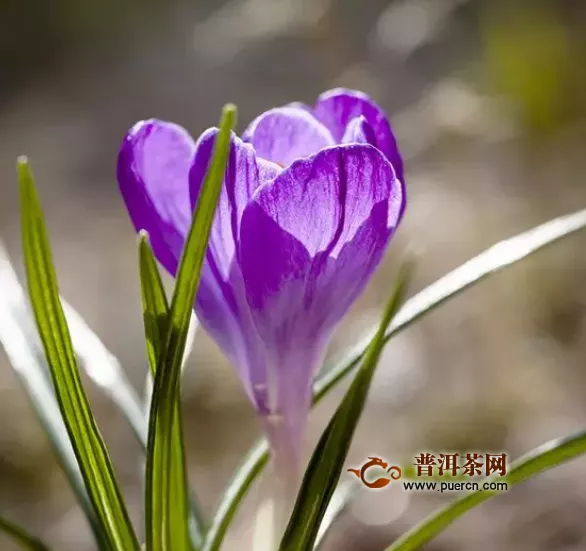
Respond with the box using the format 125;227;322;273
1;0;586;549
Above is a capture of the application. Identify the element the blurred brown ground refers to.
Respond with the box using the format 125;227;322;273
1;0;586;550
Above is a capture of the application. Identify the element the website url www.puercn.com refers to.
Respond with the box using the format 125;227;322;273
403;480;508;493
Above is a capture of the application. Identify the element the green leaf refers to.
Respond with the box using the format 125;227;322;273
64;249;203;544
313;482;358;549
138;233;170;373
17;157;140;551
2;237;189;546
387;428;586;551
63;298;149;454
203;207;586;551
0;515;52;551
202;441;269;551
0;244;105;546
278;262;412;551
139;233;204;550
145;104;237;551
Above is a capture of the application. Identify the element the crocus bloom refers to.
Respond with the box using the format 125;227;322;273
118;88;406;477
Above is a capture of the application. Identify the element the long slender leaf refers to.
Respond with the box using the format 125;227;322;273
0;515;52;551
64;278;197;480
145;104;236;551
313;479;359;549
202;441;269;551
1;240;203;547
139;234;203;550
387;428;586;551
139;233;170;370
143;312;198;414
18;157;140;551
1;239;150;448
0;246;105;545
63;247;202;542
278;263;412;550
203;207;586;550
64;298;203;544
63;301;148;447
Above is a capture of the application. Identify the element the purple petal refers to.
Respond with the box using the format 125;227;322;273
188;129;279;411
286;101;312;112
240;143;402;341
194;261;272;413
313;88;404;183
117;119;195;275
242;106;334;167
244;144;400;260
189;128;280;279
238;144;404;457
308;202;393;331
238;204;323;468
341;115;377;146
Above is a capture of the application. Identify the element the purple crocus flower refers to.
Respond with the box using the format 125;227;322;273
118;88;406;478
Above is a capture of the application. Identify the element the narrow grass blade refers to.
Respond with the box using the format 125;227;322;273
139;234;170;372
387;428;586;551
63;301;148;446
278;263;412;551
203;207;586;551
313;481;357;549
145;104;236;551
1;241;154;487
65;255;201;544
202;441;269;551
139;234;204;549
0;515;52;551
1;238;149;447
0;241;198;547
0;241;147;447
143;311;198;413
17;157;140;551
0;245;105;544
